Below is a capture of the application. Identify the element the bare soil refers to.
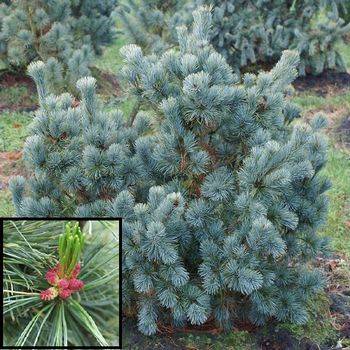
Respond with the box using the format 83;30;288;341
0;151;26;190
0;67;121;112
293;71;350;97
335;115;350;149
0;71;37;112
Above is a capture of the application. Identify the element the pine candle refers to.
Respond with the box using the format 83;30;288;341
40;223;85;301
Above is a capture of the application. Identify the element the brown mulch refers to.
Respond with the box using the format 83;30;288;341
0;67;121;112
84;67;121;99
316;255;350;342
0;71;38;112
0;71;33;89
293;71;350;96
0;151;25;190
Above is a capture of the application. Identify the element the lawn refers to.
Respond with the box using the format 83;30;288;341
0;33;349;349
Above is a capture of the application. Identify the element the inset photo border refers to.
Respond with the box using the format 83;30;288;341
1;218;122;349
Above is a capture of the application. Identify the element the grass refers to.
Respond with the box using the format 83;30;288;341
0;112;32;152
293;91;350;112
95;29;137;118
320;146;350;256
0;85;36;108
95;34;127;74
0;190;14;217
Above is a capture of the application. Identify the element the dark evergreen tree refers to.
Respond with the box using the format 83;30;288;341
0;0;117;86
197;0;350;75
117;0;193;54
11;7;330;336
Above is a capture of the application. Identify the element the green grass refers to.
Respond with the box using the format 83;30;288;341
0;111;32;152
95;29;137;117
293;91;350;112
321;146;350;256
0;190;14;217
0;85;36;107
95;35;127;74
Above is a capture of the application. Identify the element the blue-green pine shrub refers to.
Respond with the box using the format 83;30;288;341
11;6;331;335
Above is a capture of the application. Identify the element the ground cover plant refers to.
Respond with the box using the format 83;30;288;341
3;219;119;347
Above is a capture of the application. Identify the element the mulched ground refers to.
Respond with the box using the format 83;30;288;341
0;71;37;112
0;67;121;112
0;151;26;190
318;255;350;342
335;115;350;149
293;71;350;96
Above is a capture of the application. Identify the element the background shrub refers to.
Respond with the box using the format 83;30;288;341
197;0;350;75
0;0;117;87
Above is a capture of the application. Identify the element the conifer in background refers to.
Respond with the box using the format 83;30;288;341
339;0;350;23
0;0;117;88
197;0;350;75
117;0;192;54
11;7;331;336
70;0;118;55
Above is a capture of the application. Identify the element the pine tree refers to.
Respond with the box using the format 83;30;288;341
117;0;192;54
11;6;330;336
197;0;350;75
9;60;152;217
70;0;118;55
339;1;350;23
0;0;117;87
119;6;330;334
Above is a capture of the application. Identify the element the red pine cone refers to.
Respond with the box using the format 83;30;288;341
40;287;58;301
45;269;59;285
59;288;72;299
41;263;84;301
57;278;70;289
69;278;84;291
71;263;81;278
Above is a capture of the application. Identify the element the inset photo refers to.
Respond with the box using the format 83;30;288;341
2;219;120;348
